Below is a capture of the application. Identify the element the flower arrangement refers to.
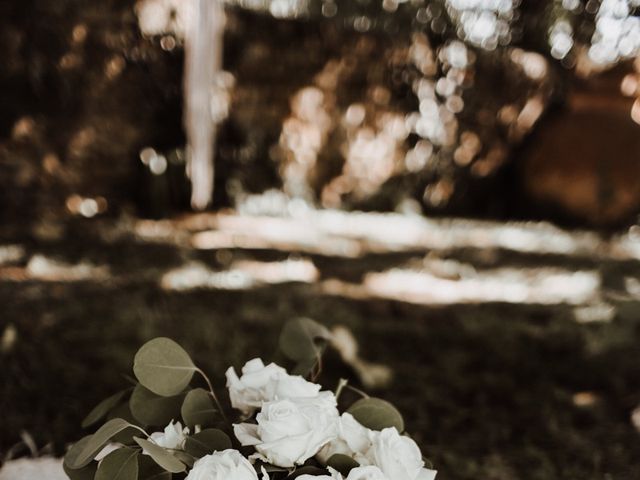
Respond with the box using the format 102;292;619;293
64;319;437;480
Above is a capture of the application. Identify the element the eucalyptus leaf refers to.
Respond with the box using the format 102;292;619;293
139;454;173;480
291;356;319;377
347;397;405;432
145;473;173;480
64;435;93;470
95;447;139;480
133;337;196;397
327;454;359;476
63;460;97;480
134;437;186;473
183;429;232;458
107;402;141;444
181;388;216;427
130;384;185;426
279;318;331;375
82;390;128;428
70;418;140;469
172;450;196;468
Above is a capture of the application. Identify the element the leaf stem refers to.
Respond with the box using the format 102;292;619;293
335;378;349;400
195;368;231;428
344;384;370;399
310;354;323;382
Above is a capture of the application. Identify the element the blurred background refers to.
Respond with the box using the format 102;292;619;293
2;0;640;478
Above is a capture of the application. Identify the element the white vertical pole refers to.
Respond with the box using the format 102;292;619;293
184;0;225;210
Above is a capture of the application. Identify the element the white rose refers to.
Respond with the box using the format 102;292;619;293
317;413;372;464
297;466;388;480
234;392;339;467
417;468;438;480
345;466;389;480
226;358;321;416
366;428;427;480
147;421;189;452
296;467;343;480
185;449;265;480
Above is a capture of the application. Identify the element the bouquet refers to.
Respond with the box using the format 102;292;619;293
64;319;437;480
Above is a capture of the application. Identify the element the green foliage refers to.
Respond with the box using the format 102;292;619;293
139;455;174;480
134;337;196;397
133;437;186;473
95;447;139;480
279;318;331;375
130;384;185;426
107;402;141;444
183;429;232;458
68;324;416;479
64;435;94;470
327;454;359;476
82;390;129;428
347;397;405;432
181;388;217;427
68;418;140;469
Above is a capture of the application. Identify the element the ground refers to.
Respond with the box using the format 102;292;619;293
1;211;640;479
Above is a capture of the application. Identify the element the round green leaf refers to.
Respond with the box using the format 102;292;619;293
133;337;196;397
172;450;195;468
133;437;186;473
181;388;217;427
82;390;128;428
184;429;232;458
138;455;173;480
130;384;185;426
327;454;359;476
107;403;141;444
64;435;94;470
280;318;331;375
145;472;173;480
70;418;140;469
95;447;139;480
347;398;405;432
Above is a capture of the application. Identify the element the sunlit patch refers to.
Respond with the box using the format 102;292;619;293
572;391;599;407
0;245;25;266
134;210;640;275
549;19;574;60
71;24;88;45
510;49;548;80
66;195;108;218
588;0;640;65
0;324;18;354
160;258;318;291
279;86;333;200
136;0;195;38
11;117;36;140
68;127;97;159
624;276;640;298
446;0;515;49
59;52;82;70
320;265;600;306
105;55;126;80
19;255;110;282
139;147;168;175
573;302;616;323
631;97;640;124
516;95;545;132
